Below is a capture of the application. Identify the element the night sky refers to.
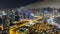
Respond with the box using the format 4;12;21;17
0;0;43;9
0;0;20;9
